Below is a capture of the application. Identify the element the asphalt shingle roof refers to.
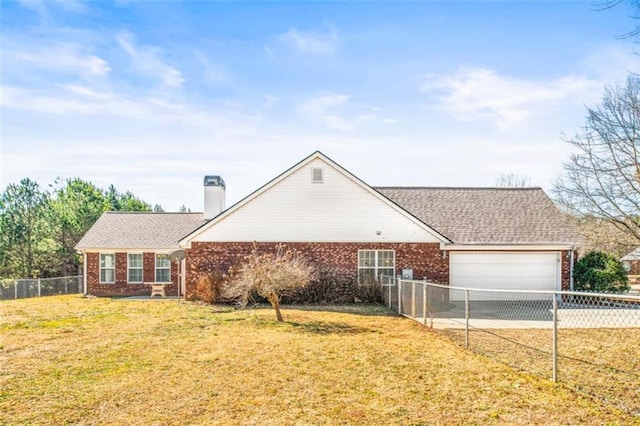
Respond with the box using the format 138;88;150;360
376;187;582;245
76;188;582;249
75;212;206;249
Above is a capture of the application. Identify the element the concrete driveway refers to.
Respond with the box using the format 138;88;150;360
416;300;640;329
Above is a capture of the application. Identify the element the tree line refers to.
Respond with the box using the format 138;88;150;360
0;178;154;279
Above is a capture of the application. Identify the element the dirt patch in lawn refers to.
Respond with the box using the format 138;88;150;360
0;296;637;425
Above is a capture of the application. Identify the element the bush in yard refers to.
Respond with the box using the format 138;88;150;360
228;243;317;322
574;251;629;293
352;275;384;304
283;267;343;304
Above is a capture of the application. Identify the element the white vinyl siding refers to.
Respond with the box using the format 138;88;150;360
449;252;560;301
127;253;143;283
192;158;441;243
100;253;115;284
358;250;395;283
155;254;171;283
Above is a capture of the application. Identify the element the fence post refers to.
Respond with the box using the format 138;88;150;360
37;278;41;297
15;280;18;300
398;279;402;314
465;289;470;349
64;277;68;294
411;281;416;318
388;278;392;309
423;280;427;327
552;292;558;383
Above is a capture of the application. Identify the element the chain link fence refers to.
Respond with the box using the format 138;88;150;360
0;275;83;300
380;275;640;416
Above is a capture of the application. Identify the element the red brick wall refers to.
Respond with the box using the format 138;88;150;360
561;250;573;291
184;241;449;300
86;252;179;297
628;260;640;275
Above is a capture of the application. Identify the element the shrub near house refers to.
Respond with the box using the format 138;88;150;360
574;251;629;293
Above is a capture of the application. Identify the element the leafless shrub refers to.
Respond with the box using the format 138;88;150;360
353;275;384;304
193;269;226;304
228;243;317;321
284;268;344;304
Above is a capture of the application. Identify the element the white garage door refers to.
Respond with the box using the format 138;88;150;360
449;252;560;301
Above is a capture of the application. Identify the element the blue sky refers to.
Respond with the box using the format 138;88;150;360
1;1;637;211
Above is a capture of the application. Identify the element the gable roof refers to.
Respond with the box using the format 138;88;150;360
376;187;582;245
180;151;450;245
75;212;205;250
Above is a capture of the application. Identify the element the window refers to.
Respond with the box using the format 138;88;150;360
128;253;143;283
311;167;324;183
155;254;171;283
358;250;395;284
100;253;115;283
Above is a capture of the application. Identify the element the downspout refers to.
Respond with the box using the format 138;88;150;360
83;251;88;296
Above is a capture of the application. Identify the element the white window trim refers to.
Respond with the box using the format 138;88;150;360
155;254;172;283
100;253;115;284
357;249;395;283
127;253;143;284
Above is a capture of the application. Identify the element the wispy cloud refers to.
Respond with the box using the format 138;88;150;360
263;95;280;108
193;50;228;86
420;67;599;129
4;41;110;77
117;32;185;87
299;93;354;131
268;25;339;56
298;93;389;131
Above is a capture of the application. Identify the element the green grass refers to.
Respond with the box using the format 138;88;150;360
1;296;637;425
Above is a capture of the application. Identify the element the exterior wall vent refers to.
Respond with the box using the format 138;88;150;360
311;167;324;183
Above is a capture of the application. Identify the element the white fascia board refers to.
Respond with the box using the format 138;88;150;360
443;244;575;251
179;151;450;248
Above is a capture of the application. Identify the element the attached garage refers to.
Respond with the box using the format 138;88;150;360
449;252;561;301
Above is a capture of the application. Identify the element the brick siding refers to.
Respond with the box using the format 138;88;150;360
184;241;449;301
86;252;179;297
85;246;574;297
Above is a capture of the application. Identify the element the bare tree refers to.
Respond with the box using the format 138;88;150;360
228;244;317;322
553;76;640;243
596;1;640;40
495;173;532;188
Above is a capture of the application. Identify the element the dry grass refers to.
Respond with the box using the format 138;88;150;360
441;327;640;416
1;296;638;425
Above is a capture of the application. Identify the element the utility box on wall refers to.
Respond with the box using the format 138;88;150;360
402;269;413;280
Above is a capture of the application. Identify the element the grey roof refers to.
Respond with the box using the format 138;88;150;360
376;187;582;245
75;212;206;250
622;248;640;261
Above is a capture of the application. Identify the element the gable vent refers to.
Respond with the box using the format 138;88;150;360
311;167;324;183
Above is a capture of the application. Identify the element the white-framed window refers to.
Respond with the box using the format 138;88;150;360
311;167;324;183
155;254;171;283
128;253;143;283
358;250;395;284
100;253;115;283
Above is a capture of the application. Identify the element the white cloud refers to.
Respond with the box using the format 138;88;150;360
299;93;355;131
117;32;185;87
299;93;396;131
420;67;600;129
5;41;110;76
583;43;640;84
263;95;280;108
193;51;228;86
268;25;339;55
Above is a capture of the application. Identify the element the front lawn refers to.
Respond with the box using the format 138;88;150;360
0;296;635;425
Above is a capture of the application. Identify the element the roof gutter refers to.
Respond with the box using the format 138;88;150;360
442;244;577;251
